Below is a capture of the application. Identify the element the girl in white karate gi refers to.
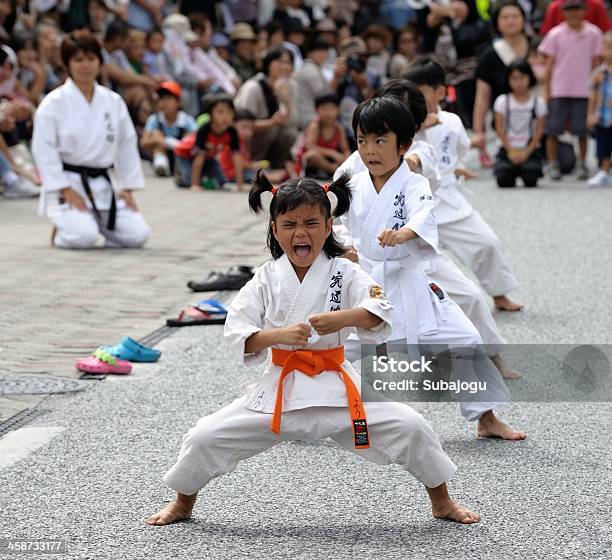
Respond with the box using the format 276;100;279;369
404;58;523;313
146;172;481;526
343;96;526;441
32;32;150;249
334;80;520;379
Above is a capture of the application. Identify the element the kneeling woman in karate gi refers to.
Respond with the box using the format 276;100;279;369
342;96;526;441
32;31;150;249
146;172;480;526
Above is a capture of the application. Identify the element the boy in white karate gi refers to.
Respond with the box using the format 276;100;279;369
335;80;520;379
342;96;526;441
146;172;481;526
405;58;523;313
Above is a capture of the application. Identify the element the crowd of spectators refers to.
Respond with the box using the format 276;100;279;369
0;0;610;198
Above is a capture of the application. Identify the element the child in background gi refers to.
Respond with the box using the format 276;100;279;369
493;59;547;188
587;31;612;187
140;81;198;181
295;93;351;179
405;58;524;313
335;79;522;380
342;96;526;440
538;0;603;181
188;94;244;191
146;172;481;527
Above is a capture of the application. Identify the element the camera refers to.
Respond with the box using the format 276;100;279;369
346;55;366;74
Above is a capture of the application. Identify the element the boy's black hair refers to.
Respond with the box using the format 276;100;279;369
306;38;330;54
374;79;427;131
201;93;235;115
403;56;445;88
249;171;353;260
234;108;256;121
103;18;129;43
315;92;338;108
506;58;537;89
491;0;526;35
352;96;416;149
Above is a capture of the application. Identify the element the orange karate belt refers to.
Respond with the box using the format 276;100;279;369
270;347;370;449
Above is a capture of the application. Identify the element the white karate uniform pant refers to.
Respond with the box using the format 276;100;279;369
428;251;505;348
47;200;150;249
438;211;518;297
163;396;458;496
345;298;505;422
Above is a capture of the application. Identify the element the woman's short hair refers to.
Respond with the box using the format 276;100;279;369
491;0;526;36
261;45;294;76
61;31;104;69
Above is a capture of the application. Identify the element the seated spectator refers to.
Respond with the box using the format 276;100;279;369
295;93;351;179
124;29;147;75
140;81;197;181
11;31;46;105
143;27;172;80
234;45;298;169
211;32;231;62
178;94;244;191
363;23;391;83
229;23;258;83
218;108;290;185
493;60;546;187
101;19;159;130
36;20;64;93
540;0;609;34
389;24;420;78
295;39;332;129
283;17;306;71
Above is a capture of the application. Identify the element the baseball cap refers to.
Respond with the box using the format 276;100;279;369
157;81;181;99
562;0;586;9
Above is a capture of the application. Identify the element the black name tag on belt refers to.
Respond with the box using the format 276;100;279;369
353;419;370;448
429;283;445;300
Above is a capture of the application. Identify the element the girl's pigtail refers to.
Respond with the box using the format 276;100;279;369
327;171;352;217
248;169;275;214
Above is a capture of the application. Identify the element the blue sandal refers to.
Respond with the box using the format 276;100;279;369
104;336;161;362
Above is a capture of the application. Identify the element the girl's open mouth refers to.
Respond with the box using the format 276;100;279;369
293;243;311;258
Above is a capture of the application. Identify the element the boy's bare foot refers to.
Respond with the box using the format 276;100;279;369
490;354;522;380
477;410;527;440
432;499;481;524
493;295;524;312
145;493;197;526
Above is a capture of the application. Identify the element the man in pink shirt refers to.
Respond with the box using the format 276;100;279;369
539;0;603;180
540;0;609;35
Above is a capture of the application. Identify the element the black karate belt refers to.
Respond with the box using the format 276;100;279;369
62;163;116;230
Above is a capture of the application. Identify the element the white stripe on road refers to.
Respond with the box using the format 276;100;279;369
0;427;65;470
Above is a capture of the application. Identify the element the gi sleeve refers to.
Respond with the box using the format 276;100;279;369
344;263;392;344
224;271;269;366
406;141;441;193
115;97;145;190
31;98;70;193
403;174;438;257
455;119;472;167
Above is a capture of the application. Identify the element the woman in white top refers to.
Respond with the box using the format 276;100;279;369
32;31;149;249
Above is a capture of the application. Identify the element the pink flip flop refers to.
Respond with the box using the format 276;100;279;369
75;348;132;375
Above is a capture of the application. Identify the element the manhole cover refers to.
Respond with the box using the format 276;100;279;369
0;375;90;395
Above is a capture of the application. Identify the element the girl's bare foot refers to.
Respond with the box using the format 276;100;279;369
145;493;197;526
477;410;527;440
494;295;524;312
426;483;480;524
490;354;522;380
432;499;481;524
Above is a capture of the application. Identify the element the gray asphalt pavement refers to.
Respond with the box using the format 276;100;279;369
0;166;611;559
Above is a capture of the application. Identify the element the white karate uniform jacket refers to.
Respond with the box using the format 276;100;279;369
32;78;144;217
420;108;474;225
340;164;448;344
224;253;392;413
